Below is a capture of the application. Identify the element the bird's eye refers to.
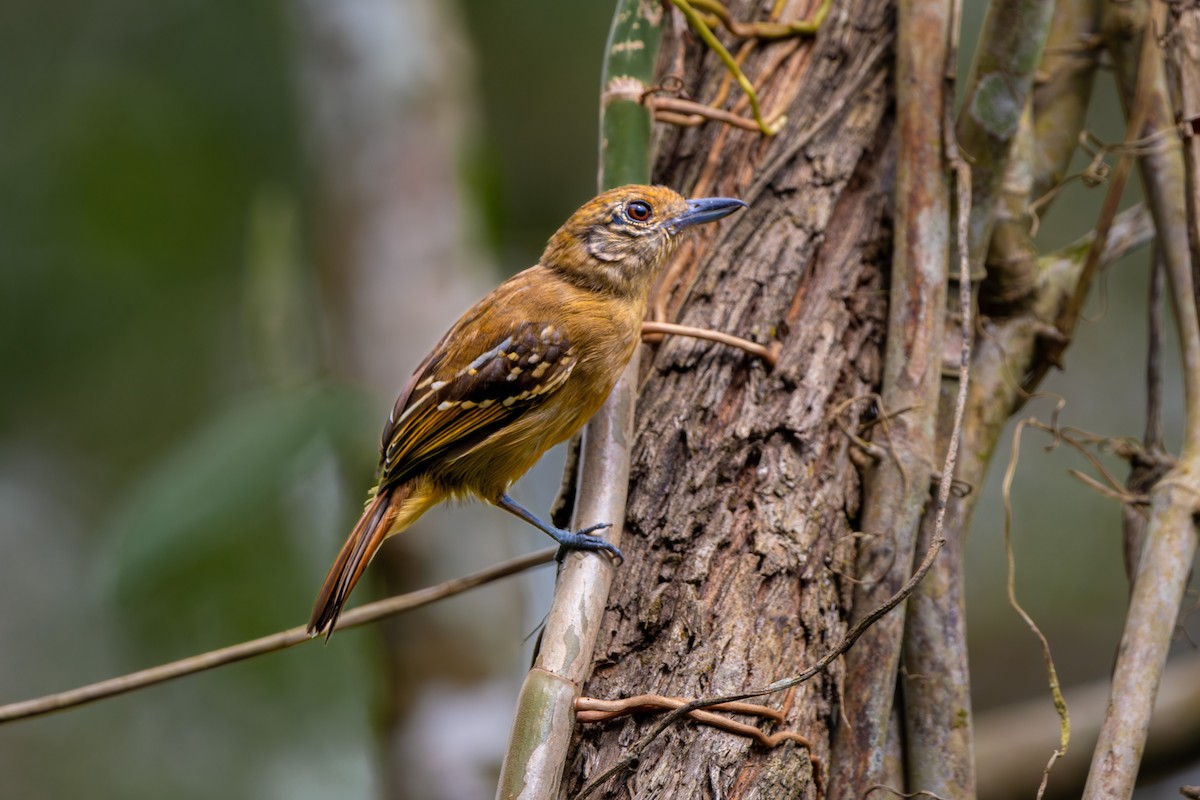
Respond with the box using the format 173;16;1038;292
625;200;652;222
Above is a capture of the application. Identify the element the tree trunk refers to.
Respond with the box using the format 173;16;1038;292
564;2;894;795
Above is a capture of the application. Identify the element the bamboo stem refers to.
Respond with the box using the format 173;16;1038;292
495;3;661;797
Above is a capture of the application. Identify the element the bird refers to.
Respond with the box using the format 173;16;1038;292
308;184;747;639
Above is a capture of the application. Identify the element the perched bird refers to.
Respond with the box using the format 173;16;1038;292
308;184;746;638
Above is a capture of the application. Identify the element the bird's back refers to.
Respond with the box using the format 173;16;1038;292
418;264;644;499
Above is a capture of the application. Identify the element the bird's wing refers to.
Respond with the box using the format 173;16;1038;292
377;320;577;489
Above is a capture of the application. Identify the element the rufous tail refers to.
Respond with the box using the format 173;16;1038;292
308;486;408;640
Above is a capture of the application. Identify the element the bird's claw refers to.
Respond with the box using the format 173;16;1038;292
552;523;624;564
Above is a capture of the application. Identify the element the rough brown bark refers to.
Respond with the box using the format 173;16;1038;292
563;2;895;796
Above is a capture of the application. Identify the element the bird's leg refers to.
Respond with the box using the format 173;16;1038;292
495;494;623;562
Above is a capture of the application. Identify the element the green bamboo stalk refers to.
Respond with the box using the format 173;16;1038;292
495;3;660;798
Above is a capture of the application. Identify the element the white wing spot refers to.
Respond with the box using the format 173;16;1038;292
436;401;454;411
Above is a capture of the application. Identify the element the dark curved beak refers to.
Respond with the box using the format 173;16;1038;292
667;197;748;234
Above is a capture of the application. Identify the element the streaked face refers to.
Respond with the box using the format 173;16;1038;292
544;184;746;295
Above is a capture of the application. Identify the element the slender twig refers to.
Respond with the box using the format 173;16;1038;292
651;95;764;131
1161;3;1200;288
0;547;556;725
1146;248;1166;449
669;0;787;135
576;694;815;751
1000;417;1071;798
576;694;786;722
641;320;778;366
689;0;832;39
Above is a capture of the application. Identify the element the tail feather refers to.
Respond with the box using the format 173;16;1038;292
308;488;402;640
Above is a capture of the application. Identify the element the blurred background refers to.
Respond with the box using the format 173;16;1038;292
0;1;1194;798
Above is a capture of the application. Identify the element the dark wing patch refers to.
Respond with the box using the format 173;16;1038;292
378;322;576;489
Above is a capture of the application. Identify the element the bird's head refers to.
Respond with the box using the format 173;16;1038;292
541;184;747;297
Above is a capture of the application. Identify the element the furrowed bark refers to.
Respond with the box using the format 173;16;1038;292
564;1;894;796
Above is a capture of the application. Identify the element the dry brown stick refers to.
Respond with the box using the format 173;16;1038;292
576;694;814;750
640;320;778;366
1162;3;1200;288
651;95;766;131
576;694;786;723
0;547;556;725
1000;417;1072;799
1081;2;1200;797
828;0;952;793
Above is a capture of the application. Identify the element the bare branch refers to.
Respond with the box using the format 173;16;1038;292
1082;2;1200;797
0;548;556;725
829;0;952;792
